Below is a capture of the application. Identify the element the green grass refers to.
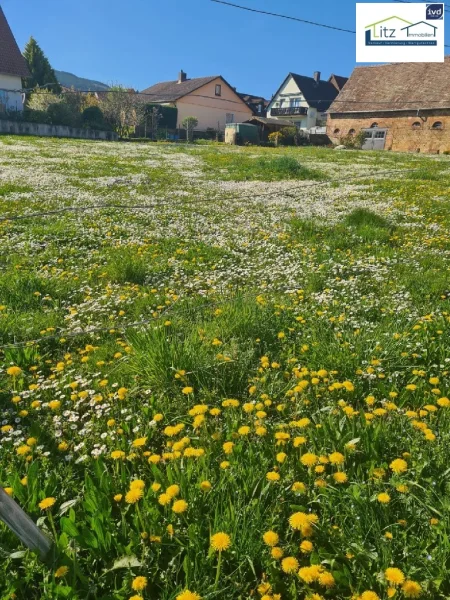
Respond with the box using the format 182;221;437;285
1;137;450;600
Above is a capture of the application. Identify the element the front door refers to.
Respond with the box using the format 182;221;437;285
362;128;387;150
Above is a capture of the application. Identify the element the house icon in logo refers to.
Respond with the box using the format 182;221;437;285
401;21;438;36
365;15;412;38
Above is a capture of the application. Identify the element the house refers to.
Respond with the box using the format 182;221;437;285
0;6;29;112
327;58;450;153
266;71;348;130
141;71;253;131
237;92;269;117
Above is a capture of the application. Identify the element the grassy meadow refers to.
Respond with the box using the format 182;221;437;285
1;137;450;600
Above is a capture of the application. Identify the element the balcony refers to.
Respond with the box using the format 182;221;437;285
270;106;308;117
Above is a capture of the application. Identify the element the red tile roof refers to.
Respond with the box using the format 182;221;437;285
0;7;29;79
329;57;450;113
141;76;219;102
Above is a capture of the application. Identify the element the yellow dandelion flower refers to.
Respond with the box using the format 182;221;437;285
131;576;148;591
318;571;335;588
292;481;307;493
132;437;147;448
54;566;69;578
360;593;380;600
262;530;279;547
281;556;299;573
130;479;145;490
176;591;202;600
210;532;231;552
300;540;313;553
298;565;323;583
172;499;188;514
333;472;348;484
7;366;22;377
271;546;284;560
385;568;405;585
390;458;408;474
111;450;126;460
377;492;391;504
113;494;123;502
301;452;318;467
125;489;143;504
200;480;211;491
329;452;345;465
166;484;180;498
182;387;193;395
223;441;234;454
158;493;171;506
402;580;422;598
39;497;56;510
266;471;280;482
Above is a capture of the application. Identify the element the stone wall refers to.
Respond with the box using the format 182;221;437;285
0;119;118;141
327;110;450;153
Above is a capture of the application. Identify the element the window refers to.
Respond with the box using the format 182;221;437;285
412;121;421;129
374;130;386;139
333;128;340;134
370;122;378;128
257;104;262;113
432;121;443;130
291;98;301;107
215;84;222;96
226;113;234;124
348;128;356;135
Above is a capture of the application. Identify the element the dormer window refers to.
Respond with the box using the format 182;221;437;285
215;84;222;96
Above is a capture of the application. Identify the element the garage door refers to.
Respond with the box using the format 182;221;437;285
362;128;387;150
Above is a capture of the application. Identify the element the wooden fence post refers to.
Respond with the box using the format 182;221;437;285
0;487;53;562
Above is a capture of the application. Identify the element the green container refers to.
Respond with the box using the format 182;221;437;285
225;123;259;145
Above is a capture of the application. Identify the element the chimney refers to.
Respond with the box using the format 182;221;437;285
178;70;187;83
313;71;321;83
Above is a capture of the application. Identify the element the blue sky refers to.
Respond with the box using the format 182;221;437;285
3;0;448;98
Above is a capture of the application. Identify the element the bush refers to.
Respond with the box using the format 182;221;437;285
82;106;106;130
143;104;177;129
47;102;78;127
339;130;366;149
22;109;50;124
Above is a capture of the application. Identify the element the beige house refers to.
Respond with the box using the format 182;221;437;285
0;7;29;112
141;71;253;131
327;58;450;153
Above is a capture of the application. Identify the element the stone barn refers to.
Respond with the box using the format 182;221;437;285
327;57;450;153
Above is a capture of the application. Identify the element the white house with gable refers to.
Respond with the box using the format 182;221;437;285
0;6;29;112
266;71;348;130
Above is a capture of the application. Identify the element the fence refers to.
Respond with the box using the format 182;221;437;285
0;119;118;141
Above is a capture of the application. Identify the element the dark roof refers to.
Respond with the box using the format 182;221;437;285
246;116;295;128
289;73;340;110
329;57;450;113
0;7;29;78
141;76;219;102
328;74;348;92
237;92;269;115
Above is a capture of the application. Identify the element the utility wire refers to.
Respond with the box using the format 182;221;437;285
210;0;356;33
211;0;450;48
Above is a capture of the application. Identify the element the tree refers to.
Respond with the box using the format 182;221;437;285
26;88;62;112
145;106;162;140
23;37;61;93
182;116;198;142
100;86;140;138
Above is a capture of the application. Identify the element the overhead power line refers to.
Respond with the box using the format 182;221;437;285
211;0;450;48
210;0;356;33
